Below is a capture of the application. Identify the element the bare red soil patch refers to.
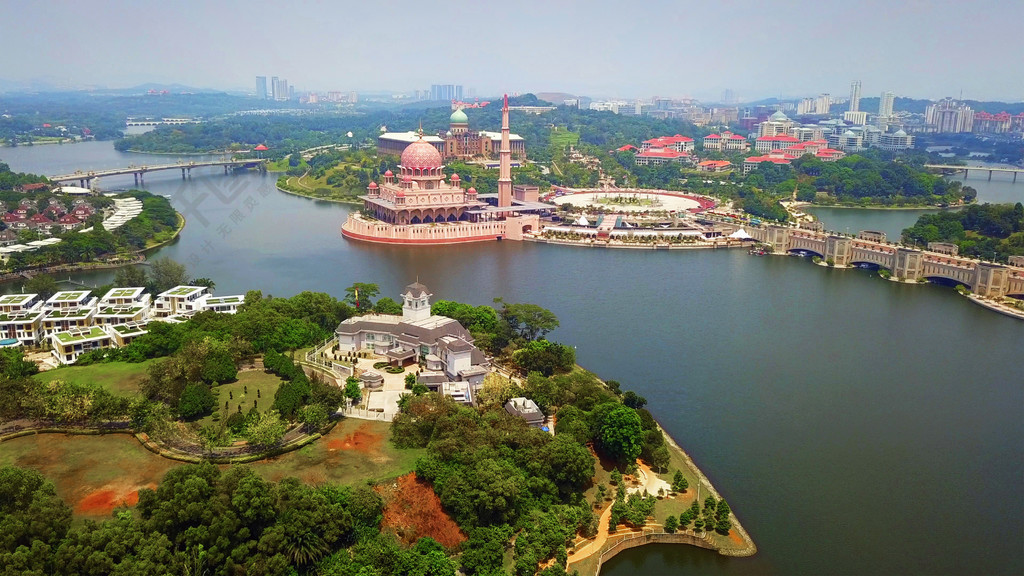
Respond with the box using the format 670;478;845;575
376;473;466;549
330;422;383;454
75;483;150;516
728;528;744;546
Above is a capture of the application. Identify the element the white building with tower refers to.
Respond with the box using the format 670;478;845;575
334;282;490;391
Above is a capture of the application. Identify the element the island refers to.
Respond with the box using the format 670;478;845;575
0;275;754;575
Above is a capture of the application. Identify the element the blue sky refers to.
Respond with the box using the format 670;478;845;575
2;0;1021;101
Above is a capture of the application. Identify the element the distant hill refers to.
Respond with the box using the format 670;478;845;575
535;92;575;105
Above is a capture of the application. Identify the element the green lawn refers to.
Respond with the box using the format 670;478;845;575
550;129;581;150
250;418;424;486
33;360;155;397
202;370;284;428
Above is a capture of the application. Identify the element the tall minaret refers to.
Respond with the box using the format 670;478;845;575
497;94;512;208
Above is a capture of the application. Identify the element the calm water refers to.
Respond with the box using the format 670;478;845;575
2;142;1022;575
805;169;1023;241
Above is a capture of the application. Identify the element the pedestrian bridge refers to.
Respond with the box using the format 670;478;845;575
749;225;1024;297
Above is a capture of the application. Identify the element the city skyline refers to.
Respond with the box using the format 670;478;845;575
1;0;1022;101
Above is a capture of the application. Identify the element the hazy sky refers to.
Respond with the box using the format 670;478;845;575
2;0;1022;101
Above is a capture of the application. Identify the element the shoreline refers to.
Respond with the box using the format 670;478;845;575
0;210;185;285
275;182;362;206
525;236;748;251
118;148;236;156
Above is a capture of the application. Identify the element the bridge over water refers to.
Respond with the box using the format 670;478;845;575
49;159;266;187
748;225;1024;298
924;164;1024;182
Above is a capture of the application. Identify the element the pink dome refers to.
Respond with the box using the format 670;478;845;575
400;139;442;170
384;170;393;177
467;187;476;194
451;173;460;181
402;174;412;182
368;182;378;189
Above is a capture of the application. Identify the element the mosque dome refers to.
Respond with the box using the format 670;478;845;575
894;129;907;137
450;109;468;124
400;138;442;169
770;110;789;122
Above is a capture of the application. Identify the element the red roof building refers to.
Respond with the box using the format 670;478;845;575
697;160;733;172
702;131;749;152
634;148;692;166
743;155;792;174
640;134;695;152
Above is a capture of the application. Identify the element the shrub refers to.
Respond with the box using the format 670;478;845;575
178;383;216;420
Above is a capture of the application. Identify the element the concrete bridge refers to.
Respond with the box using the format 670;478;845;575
49;159;266;188
924;164;1024;182
749;225;1024;298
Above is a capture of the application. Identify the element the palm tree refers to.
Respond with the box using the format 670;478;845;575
284;529;328;567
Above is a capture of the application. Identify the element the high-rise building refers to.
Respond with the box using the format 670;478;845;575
925;98;974;133
849;81;861;112
275;78;289;101
256;76;268;100
816;93;832;115
271;76;279;100
878;91;895;118
430;84;463;101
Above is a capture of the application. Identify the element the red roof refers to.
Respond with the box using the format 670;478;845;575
20;183;47;191
58;214;81;224
616;144;639;152
29;214;53;223
704;134;721;139
698;160;732;167
644;134;694;145
254;144;268;151
729;134;747;140
2;213;24;223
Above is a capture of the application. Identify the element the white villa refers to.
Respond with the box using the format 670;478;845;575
93;287;151;326
153;285;246;318
335;282;490;396
0;285;246;365
0;294;45;345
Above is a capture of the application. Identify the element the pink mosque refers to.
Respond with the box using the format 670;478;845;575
341;96;549;245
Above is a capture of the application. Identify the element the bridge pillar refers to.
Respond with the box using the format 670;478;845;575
974;263;1009;297
765;225;792;254
894;248;924;282
134;173;139;186
79;179;85;188
988;170;993;181
182;168;186;180
824;236;853;266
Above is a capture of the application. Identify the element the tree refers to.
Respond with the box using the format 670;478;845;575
598;405;644;464
178;383;215;420
373;296;402;315
190;277;216;291
114;265;148;287
149;258;188;293
344;377;362;405
23;274;58;300
244;409;286;447
664;515;678;533
344;283;379;312
715;499;732;535
404;372;417;389
672;469;689;493
496;300;560;342
622;390;647;410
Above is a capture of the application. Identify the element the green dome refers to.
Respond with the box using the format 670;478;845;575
450;109;468;124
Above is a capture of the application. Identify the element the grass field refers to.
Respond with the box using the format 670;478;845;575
33;360;155;396
251;418;424;486
550;128;581;150
0;418;421;519
201;370;284;428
